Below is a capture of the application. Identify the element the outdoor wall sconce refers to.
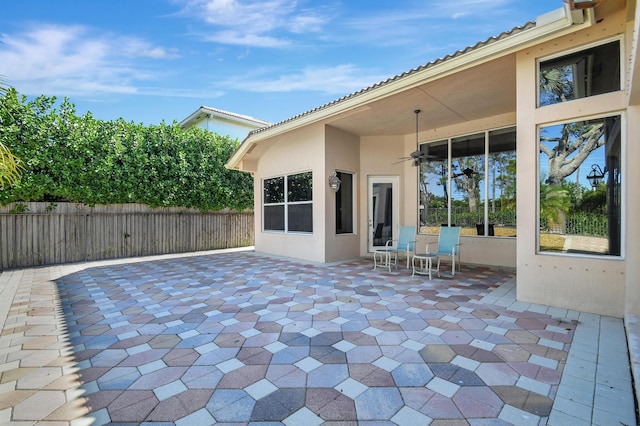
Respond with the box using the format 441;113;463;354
328;172;341;192
586;164;606;189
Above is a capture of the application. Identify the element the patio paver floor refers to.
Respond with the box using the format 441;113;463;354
0;249;636;425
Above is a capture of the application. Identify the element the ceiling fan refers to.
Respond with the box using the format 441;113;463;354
397;109;436;166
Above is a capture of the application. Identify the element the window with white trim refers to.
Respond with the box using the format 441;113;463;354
538;40;620;107
263;171;313;233
538;115;621;256
418;127;516;236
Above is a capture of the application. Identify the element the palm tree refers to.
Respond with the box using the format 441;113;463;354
0;78;23;189
0;142;21;190
539;183;570;230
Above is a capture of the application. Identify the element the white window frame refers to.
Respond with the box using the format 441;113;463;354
536;112;625;258
418;126;517;236
536;36;623;108
263;171;313;234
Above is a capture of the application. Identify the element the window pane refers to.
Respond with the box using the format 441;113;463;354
487;128;516;237
451;133;485;231
372;182;394;245
264;177;284;204
419;140;448;233
539;40;620;107
288;203;313;232
336;172;353;234
264;205;285;231
288;172;312;202
538;115;621;255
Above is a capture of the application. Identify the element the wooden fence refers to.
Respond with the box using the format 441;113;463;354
0;203;254;270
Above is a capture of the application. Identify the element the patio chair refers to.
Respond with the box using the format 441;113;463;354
426;226;462;276
373;225;416;272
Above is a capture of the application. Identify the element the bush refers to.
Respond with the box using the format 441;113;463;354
0;89;253;211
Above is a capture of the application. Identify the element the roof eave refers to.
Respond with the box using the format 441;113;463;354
180;106;271;130
179;107;206;128
225;4;593;171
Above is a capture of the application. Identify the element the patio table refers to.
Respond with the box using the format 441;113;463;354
412;252;438;280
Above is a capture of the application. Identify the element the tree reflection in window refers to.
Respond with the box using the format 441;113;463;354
538;116;621;255
419;128;516;236
539;40;620;107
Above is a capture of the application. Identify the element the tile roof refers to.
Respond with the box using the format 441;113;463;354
249;20;537;137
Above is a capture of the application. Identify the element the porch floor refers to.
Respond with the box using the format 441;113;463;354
0;248;636;425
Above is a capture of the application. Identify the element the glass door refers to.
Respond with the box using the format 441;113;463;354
368;176;399;252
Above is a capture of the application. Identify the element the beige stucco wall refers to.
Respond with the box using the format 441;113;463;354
248;6;637;321
253;123;327;263
358;135;407;256
515;10;628;318
625;5;640;317
626;105;640;316
356;116;520;267
324;126;361;262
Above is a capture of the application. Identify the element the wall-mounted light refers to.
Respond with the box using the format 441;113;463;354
586;164;606;189
328;172;341;192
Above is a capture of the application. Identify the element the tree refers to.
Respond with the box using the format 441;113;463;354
0;81;23;189
490;151;515;213
539;182;570;228
500;158;517;212
540;122;605;185
539;68;606;185
0;141;21;190
452;157;482;213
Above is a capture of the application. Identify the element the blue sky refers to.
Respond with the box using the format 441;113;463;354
1;0;563;126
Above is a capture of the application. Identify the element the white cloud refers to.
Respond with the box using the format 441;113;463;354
176;0;330;47
430;0;513;19
0;24;178;97
219;64;388;95
202;30;291;48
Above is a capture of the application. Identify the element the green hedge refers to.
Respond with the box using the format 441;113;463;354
0;89;253;211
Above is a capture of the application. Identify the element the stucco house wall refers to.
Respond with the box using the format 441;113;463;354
228;0;638;319
627;104;640;317
325;125;360;262
515;6;628;317
624;3;640;319
253;123;327;262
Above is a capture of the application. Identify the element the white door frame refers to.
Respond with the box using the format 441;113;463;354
367;176;399;252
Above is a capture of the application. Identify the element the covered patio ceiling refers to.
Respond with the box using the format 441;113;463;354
321;53;517;139
229;52;518;171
